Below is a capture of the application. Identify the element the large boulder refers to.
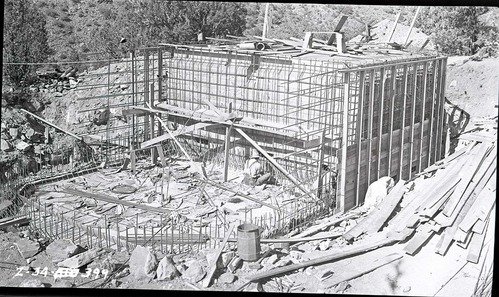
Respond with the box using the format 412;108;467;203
1;139;13;152
15;238;40;259
9;127;18;139
45;239;79;263
57;248;104;269
16;141;32;152
182;261;206;283
129;245;158;281
156;256;179;281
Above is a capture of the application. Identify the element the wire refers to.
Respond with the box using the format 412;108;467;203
2;58;123;66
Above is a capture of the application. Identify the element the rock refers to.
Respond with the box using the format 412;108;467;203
0;132;9;139
218;271;236;284
289;250;302;260
16;141;32;152
319;239;332;251
15;239;40;259
34;145;44;155
19;279;46;288
88;254;114;272
175;263;187;274
221;251;236;267
449;80;457;87
182;261;206;283
69;78;78;89
266;254;279;265
1;139;13;152
129;245;158;281
115;267;130;279
227;256;242;273
46;239;79;263
58;248;104;269
403;286;411;292
275;258;292;267
9;127;18;139
318;269;334;280
334;281;351;293
247;262;262;270
52;280;74;288
156;256;179;281
120;84;129;90
347;219;357;228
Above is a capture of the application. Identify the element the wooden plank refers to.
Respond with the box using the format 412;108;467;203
398;64;409;180
403;223;435;255
323;253;403;289
61;188;172;215
441;144;492;217
130;151;136;174
244;235;402;283
366;70;375;186
387;66;397;176
458;189;495;233
141;123;219;148
333;15;349;32
355;71;366;206
403;7;421;46
0;216;30;229
387;12;401;43
203;223;236;288
200;178;279;211
459;133;496;143
343;180;406;241
338;72;350;212
122;109;149;116
417;62;429;174
427;59;439;166
235;127;317;202
467;213;491;263
376;68;386;179
408;63;419;179
292;213;361;239
436;58;447;160
155;144;167;167
435;164;496;255
20;109;83;141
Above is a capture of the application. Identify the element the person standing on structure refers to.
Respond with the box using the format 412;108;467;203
243;150;271;186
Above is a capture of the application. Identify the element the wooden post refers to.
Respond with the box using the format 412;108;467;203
130;150;136;174
223;103;233;182
436;58;447;161
428;59;440;166
262;3;270;39
409;63;421;179
150;83;157;165
387;12;401;43
336;32;346;54
398;65;409;180
355;71;365;207
366;70;375;186
387;66;397;177
417;62;428;172
403;7;421;47
376;67;386;178
338;72;350;212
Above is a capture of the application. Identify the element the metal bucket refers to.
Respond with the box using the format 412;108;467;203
237;223;261;261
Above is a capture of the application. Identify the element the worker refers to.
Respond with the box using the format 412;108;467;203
243;150;271;186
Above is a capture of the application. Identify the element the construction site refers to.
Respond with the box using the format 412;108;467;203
0;7;496;296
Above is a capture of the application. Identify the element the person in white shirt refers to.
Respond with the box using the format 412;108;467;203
243;151;271;186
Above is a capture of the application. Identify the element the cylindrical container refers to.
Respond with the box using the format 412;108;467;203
237;223;261;261
255;42;266;51
238;42;256;50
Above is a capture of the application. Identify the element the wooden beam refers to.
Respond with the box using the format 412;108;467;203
435;58;447;161
150;83;157;164
408;63;419;179
323;253;403;289
376;67;386;178
244;235;402;283
155;144;167;167
403;7;421;46
343;180;406;241
0;216;30;229
20;109;83;142
403;223;435;255
61;188;172;215
292;213;361;239
387;12;401;43
338;72;350;212
417;62;429;172
223;103;233;182
200;178;279;211
141;123;219;149
366;70;375;186
203;223;236;288
355;71;366;206
398;65;409;180
235;128;318;202
387;66;397;176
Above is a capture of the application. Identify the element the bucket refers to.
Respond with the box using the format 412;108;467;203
237;223;261;261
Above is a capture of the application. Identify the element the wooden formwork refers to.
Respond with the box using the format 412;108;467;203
124;46;447;214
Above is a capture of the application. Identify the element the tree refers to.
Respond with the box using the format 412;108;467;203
3;0;52;89
416;7;495;56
